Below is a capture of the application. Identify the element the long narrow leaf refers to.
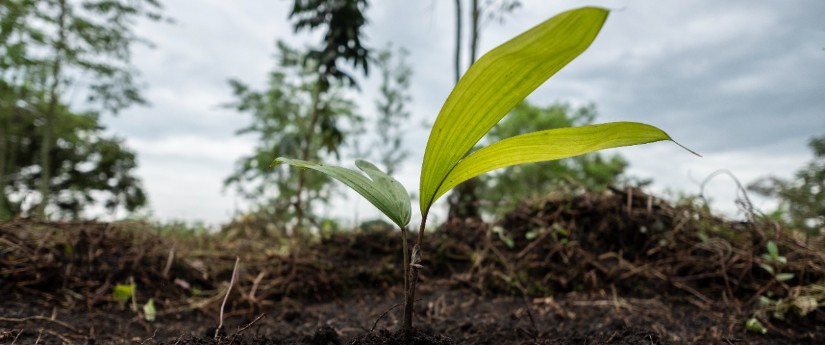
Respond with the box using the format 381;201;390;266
273;158;411;227
430;122;694;204
420;7;610;215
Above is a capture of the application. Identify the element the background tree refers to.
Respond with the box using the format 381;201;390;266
0;100;146;219
0;0;163;218
476;101;628;215
288;0;372;227
367;44;412;176
749;134;825;235
224;42;361;234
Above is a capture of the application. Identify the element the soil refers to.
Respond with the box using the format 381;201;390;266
2;188;824;344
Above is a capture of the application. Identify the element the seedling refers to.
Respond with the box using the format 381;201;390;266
274;7;695;332
759;240;795;282
112;283;136;310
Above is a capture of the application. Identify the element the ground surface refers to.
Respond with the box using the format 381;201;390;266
2;189;824;344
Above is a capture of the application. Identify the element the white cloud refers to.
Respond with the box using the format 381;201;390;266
100;0;824;224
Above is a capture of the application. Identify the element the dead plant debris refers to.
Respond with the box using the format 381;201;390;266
2;188;823;344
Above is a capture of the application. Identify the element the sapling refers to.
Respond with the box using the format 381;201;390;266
274;6;697;332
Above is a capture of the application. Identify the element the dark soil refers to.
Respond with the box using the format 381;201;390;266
2;188;824;344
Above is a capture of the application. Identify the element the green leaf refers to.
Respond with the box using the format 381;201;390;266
766;240;779;260
775;273;795;282
143;298;156;322
273;158;411;227
112;283;135;307
420;7;610;215
429;122;689;206
746;318;768;334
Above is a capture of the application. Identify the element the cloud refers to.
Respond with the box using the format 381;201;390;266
102;0;824;224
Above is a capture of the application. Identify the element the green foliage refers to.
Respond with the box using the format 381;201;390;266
0;103;146;219
143;298;156;322
224;41;362;230
289;0;371;88
276;6;692;232
420;7;607;215
274;6;694;331
112;283;135;308
273;158;411;228
746;317;767;334
477;101;628;214
759;240;794;282
0;0;161;218
2;0;163;115
749;134;825;234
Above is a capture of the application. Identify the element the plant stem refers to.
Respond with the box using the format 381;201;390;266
402;214;429;332
400;225;410;330
401;226;410;293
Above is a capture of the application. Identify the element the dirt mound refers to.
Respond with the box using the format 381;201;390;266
439;188;825;302
0;219;209;310
2;188;824;344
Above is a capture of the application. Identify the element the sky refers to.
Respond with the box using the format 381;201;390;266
105;0;825;226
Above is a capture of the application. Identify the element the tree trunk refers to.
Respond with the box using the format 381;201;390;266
36;0;67;218
294;79;323;231
447;0;483;222
0;109;9;219
453;0;462;84
469;0;480;67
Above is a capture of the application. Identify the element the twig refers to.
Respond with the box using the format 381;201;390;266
698;169;757;218
139;329;159;345
524;302;539;339
162;247;175;278
42;329;73;344
10;329;22;345
0;316;79;333
370;302;405;333
216;256;240;340
227;313;266;344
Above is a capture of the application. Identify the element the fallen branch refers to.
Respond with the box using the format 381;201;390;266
227;313;266;344
215;257;240;340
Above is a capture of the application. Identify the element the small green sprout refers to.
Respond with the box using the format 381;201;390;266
143;298;157;322
759;240;794;282
274;6;696;332
746;317;768;334
112;283;135;309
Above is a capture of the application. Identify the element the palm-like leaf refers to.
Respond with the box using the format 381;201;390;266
420;7;610;215
273;158;411;227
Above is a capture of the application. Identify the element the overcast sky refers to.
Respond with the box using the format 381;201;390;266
105;0;825;225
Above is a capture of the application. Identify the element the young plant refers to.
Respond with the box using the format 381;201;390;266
274;6;696;332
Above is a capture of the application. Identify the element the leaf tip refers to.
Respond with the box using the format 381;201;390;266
671;140;702;157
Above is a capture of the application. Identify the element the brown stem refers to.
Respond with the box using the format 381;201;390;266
469;0;480;66
402;214;429;332
295;80;323;228
453;0;462;83
401;226;410;294
0;109;8;218
37;0;68;218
